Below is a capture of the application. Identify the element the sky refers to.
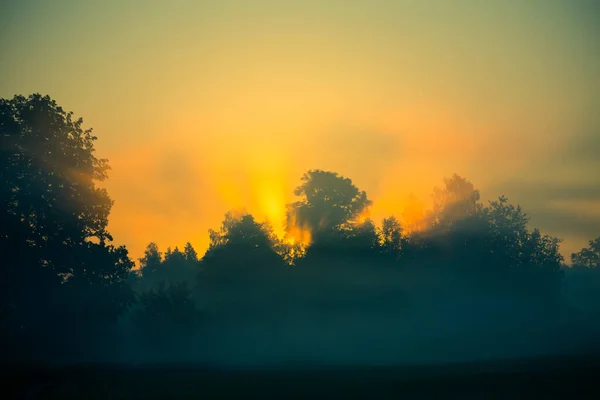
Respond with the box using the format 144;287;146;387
1;0;599;262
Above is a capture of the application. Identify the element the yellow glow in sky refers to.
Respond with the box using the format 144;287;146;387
1;0;598;261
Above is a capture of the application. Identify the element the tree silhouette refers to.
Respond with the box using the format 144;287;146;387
286;170;371;245
136;241;200;291
2;93;597;368
485;196;528;255
131;282;201;348
184;241;199;264
339;218;381;259
571;237;600;269
564;237;600;327
198;212;287;314
379;216;406;259
0;94;134;361
432;174;481;229
139;242;163;271
481;196;563;296
137;242;163;289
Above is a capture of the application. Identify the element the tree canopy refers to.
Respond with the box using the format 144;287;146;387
571;237;600;269
2;92;599;366
286;170;371;244
0;94;134;360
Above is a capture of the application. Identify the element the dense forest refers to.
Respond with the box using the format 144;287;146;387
2;94;599;366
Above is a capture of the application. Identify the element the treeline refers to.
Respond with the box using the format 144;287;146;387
1;94;599;365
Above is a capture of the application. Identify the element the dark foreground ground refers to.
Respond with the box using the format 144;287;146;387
5;354;600;399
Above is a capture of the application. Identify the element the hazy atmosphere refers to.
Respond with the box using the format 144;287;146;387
2;0;598;260
2;1;600;397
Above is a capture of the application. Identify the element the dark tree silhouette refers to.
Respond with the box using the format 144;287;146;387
135;241;201;292
2;94;597;369
198;212;287;313
136;242;163;290
0;94;134;362
571;237;600;269
163;244;200;285
564;238;600;329
132;282;201;343
139;242;163;272
380;216;404;258
482;196;563;297
286;170;371;245
184;241;199;264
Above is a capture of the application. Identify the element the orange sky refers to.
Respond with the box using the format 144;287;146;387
1;0;599;262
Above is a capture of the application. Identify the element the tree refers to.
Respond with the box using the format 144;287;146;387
432;174;481;229
202;212;283;272
163;245;198;285
139;242;163;284
483;195;529;269
482;196;563;281
198;211;287;314
164;246;185;270
137;242;198;289
0;94;134;360
380;216;404;258
564;237;600;325
132;282;201;345
286;170;371;244
208;209;247;248
518;228;564;302
183;242;199;264
1;94;113;256
165;246;184;264
571;237;600;269
0;94;133;294
338;218;381;259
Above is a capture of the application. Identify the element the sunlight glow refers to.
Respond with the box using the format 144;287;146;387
3;0;593;261
285;211;312;247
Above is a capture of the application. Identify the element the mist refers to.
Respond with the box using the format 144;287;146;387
2;1;600;397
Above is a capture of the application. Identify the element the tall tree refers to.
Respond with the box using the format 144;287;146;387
483;195;529;268
183;242;199;264
0;94;134;356
0;94;132;282
286;170;371;244
380;216;404;258
198;211;287;312
432;174;481;229
139;242;162;276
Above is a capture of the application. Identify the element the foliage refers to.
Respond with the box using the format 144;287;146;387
131;282;201;342
0;94;134;362
380;216;404;258
432;174;481;229
136;241;200;291
286;170;371;243
571;237;600;269
2;93;596;363
200;212;285;284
